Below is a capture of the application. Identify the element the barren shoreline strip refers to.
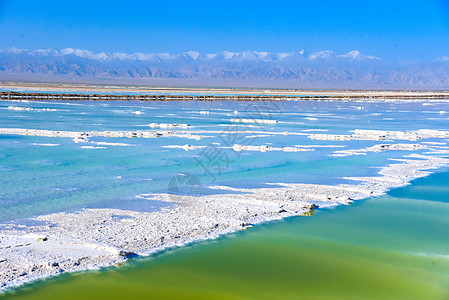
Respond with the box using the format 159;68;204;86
1;82;449;98
2;90;449;101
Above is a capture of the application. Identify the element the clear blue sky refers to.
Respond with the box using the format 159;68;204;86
0;0;448;62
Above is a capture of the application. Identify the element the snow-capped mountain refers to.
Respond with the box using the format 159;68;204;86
1;47;382;63
0;47;448;89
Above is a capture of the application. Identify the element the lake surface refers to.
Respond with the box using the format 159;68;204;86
1;98;449;298
1;99;448;222
3;168;449;299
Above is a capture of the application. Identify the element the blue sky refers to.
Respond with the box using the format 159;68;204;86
0;0;448;62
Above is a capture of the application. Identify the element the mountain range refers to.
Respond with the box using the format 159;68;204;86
1;48;448;89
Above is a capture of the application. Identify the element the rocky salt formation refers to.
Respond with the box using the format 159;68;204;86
148;123;189;129
0;234;126;290
162;143;344;152
7;106;33;111
231;144;313;152
307;128;449;157
331;143;432;157
93;142;136;147
162;143;317;152
7;106;60;112
162;144;206;151
0;128;206;142
309;129;449;141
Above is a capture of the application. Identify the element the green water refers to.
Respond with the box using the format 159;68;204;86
3;170;449;299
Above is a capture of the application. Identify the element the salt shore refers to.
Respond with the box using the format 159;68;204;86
1;152;448;291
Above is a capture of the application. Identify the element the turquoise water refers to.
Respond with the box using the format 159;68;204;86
1;99;448;222
1;98;449;298
3;168;449;299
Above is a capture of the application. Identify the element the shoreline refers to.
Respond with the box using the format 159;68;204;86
1;153;448;292
1;82;449;100
2;91;449;102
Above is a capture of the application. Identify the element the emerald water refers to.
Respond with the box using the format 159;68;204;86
3;168;449;299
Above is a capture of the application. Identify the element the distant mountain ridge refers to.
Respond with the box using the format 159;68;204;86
1;48;448;89
2;47;383;62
